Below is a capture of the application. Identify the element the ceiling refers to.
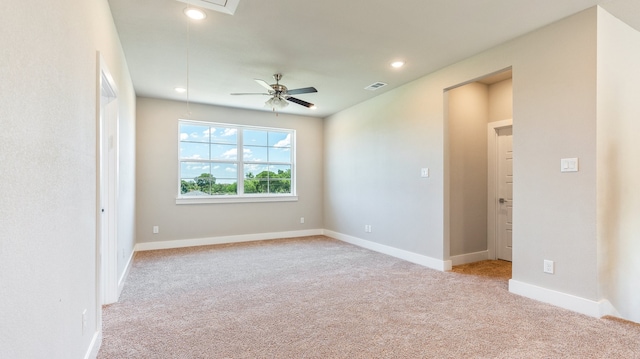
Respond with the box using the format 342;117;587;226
107;0;640;118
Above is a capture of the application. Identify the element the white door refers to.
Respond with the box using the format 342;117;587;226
98;60;119;305
496;126;513;261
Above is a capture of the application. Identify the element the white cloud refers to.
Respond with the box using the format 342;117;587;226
184;154;202;160
186;164;205;170
222;128;237;137
274;133;291;147
225;167;235;172
221;148;237;159
180;133;189;141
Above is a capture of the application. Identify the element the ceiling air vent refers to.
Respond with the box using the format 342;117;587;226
364;82;387;91
176;0;239;15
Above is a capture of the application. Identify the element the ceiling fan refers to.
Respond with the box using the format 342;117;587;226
231;74;317;110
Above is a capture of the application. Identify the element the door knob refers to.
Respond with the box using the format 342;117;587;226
499;198;506;204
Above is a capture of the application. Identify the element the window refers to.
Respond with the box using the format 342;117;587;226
178;120;296;203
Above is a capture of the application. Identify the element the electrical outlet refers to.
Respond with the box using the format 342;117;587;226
364;225;372;233
543;260;554;274
300;217;305;224
153;226;159;234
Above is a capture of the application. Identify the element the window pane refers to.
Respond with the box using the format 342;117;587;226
209;127;237;144
244;163;268;178
181;179;202;195
211;144;238;160
180;142;209;160
268;147;291;163
269;164;291;179
211;163;237;179
179;174;214;195
244;129;267;146
179;124;210;143
244;145;267;162
269;132;291;148
211;178;237;195
269;178;291;193
181;162;210;178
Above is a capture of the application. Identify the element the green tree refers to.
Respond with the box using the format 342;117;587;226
180;180;198;194
186;173;214;194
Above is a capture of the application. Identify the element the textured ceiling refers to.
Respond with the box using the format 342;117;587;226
107;0;639;118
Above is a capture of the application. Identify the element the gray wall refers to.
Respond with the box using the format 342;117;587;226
447;82;489;257
324;7;600;302
447;78;513;259
0;0;136;357
489;79;513;123
135;98;324;244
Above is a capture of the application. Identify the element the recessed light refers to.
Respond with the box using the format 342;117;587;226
391;61;405;68
184;7;206;20
175;87;187;93
310;105;317;110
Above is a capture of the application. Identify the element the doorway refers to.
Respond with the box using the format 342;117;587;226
446;68;513;270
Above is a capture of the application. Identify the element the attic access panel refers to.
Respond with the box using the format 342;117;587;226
175;0;239;15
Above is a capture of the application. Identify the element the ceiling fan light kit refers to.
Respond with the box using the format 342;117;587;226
265;96;289;109
231;73;318;112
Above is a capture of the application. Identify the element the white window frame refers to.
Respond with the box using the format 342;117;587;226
176;119;297;204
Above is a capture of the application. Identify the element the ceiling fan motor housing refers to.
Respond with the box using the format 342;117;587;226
271;84;287;96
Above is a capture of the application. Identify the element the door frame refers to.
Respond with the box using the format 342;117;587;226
487;119;512;260
97;52;119;309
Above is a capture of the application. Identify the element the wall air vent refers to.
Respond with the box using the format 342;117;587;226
364;82;387;91
176;0;239;15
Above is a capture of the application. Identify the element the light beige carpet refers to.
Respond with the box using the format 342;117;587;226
99;236;640;358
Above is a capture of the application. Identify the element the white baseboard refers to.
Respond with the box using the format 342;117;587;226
84;330;102;359
324;230;452;271
135;229;324;252
509;279;619;318
449;250;489;266
117;249;135;299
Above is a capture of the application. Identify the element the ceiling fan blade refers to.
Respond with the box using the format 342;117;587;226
254;79;274;91
286;96;315;108
286;87;317;95
230;92;270;95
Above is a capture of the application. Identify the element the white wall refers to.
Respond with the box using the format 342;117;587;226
324;7;600;306
135;98;323;245
596;8;640;323
0;0;135;357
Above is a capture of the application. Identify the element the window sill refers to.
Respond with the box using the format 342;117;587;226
176;195;298;205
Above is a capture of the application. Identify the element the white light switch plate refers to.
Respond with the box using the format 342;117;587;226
421;168;429;178
560;158;578;172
